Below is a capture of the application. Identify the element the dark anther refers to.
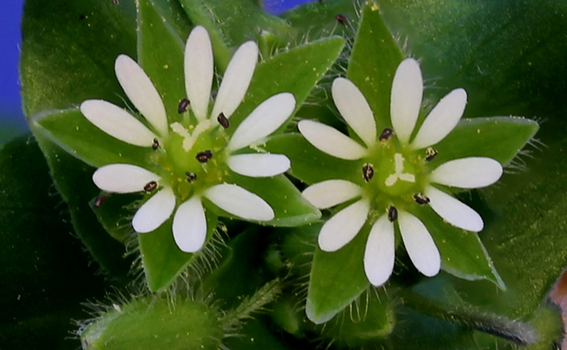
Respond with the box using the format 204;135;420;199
144;181;158;192
388;206;398;222
362;163;374;182
413;193;430;205
211;90;218;100
379;128;394;141
186;172;197;183
217;113;230;129
178;98;191;113
335;14;347;25
93;196;107;208
196;150;213;163
152;138;160;150
425;147;438;162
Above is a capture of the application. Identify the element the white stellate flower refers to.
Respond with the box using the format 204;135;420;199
299;58;503;286
81;26;294;253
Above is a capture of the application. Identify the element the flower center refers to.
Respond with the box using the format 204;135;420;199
373;152;417;196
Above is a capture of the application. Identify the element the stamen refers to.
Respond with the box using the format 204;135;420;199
425;147;438;162
144;181;158;192
413;193;430;205
217;113;230;129
152;138;160;150
335;14;346;25
178;98;191;113
362;163;374;182
186;172;197;183
196;150;213;163
379;128;394;141
388;206;398;222
93;196;107;208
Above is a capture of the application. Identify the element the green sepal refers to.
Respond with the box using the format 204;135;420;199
81;296;223;350
433;117;539;166
412;206;505;290
178;0;291;70
265;133;360;184
207;174;321;227
90;193;141;244
139;212;218;292
30;108;152;168
227;36;345;132
347;1;404;128
306;223;370;324
137;0;186;122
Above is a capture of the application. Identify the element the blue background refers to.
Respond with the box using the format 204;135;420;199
0;0;313;141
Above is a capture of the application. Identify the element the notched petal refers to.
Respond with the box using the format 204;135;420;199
390;58;423;144
425;186;484;232
364;215;395;286
298;120;368;160
302;179;362;209
185;26;214;121
132;187;176;233
204;183;274;221
172;196;207;253
430;157;503;188
398;211;440;277
92;164;160;193
318;199;370;252
226;153;290;177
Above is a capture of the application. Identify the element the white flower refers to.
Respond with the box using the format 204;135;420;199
81;26;294;253
298;58;503;286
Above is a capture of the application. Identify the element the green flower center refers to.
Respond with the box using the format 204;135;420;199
375;152;416;196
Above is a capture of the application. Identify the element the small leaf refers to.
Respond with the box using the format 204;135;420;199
347;1;404;128
433;117;539;165
306;223;370;324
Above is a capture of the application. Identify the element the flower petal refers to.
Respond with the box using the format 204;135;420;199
211;41;258;120
204;184;274;221
298;120;368;160
430;157;503;188
318;199;370;252
172;196;207;253
226;93;295;152
425;186;484;232
364;215;395;286
398;211;440;277
226;153;290;177
80;100;157;147
184;26;214;121
92;164;160;193
114;55;168;136
411;88;467;149
302;180;362;209
390;58;423;144
332;78;376;147
132;187;175;233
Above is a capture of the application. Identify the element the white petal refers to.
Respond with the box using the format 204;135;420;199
390;58;423;144
226;153;290;177
425;186;484;232
132;187;175;233
298;120;368;160
411;89;467;149
364;215;395;286
398;211;440;277
211;41;258;120
302;180;362;209
226;93;295;152
430;157;503;189
92;164;160;193
115;55;168;136
80;100;157;147
332;78;376;147
185;26;214;121
204;184;274;221
318;199;370;252
172;196;207;253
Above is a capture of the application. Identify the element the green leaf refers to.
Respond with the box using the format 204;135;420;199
20;0;137;117
31;127;132;278
433;117;539;166
31;108;152;168
412;206;505;289
138;0;187;122
178;0;292;69
0;136;109;350
346;1;404;128
211;174;321;227
227;36;345;131
265;133;360;184
139;212;218;292
306;223;370;324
